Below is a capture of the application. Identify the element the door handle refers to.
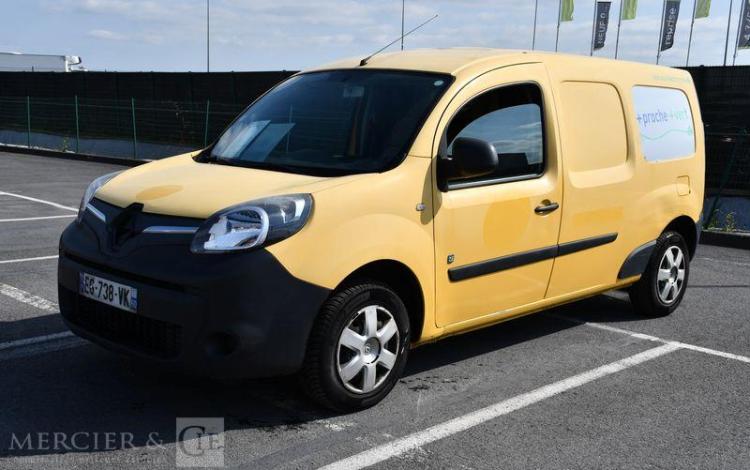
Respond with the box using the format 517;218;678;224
534;201;559;214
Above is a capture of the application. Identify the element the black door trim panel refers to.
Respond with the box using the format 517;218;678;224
448;232;618;282
448;246;558;282
557;233;618;256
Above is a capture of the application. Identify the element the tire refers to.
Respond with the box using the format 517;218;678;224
629;231;690;317
301;281;410;412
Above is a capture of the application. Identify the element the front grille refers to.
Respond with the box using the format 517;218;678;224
62;288;181;359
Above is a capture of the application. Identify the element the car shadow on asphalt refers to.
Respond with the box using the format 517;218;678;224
1;291;642;458
0;313;68;344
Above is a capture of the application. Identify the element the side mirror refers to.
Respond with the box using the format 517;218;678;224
438;137;498;189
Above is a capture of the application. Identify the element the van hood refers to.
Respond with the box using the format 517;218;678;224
95;153;366;219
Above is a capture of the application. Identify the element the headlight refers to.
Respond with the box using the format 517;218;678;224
191;194;313;254
77;171;122;222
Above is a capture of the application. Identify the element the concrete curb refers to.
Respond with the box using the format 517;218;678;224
0;145;147;167
700;230;750;250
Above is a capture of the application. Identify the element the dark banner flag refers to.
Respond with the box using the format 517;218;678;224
660;0;681;51
740;0;750;50
593;1;612;50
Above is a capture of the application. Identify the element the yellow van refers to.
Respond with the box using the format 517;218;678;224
58;49;704;411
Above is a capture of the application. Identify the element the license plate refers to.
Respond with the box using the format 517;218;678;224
79;272;138;313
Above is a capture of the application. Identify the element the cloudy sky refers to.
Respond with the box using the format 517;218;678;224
1;0;748;71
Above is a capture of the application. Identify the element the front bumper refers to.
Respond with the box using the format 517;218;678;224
58;199;330;378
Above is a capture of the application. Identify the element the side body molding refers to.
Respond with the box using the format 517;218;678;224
448;233;618;282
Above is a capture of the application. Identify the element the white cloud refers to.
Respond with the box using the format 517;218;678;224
87;29;127;40
47;0;196;23
86;28;163;45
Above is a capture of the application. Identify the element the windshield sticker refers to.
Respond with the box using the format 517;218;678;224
216;120;271;158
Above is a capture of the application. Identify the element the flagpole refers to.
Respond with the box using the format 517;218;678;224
615;0;624;59
401;0;405;50
556;0;563;51
532;0;539;50
206;0;210;72
724;0;735;66
591;1;598;56
686;0;698;66
734;0;747;65
657;0;667;64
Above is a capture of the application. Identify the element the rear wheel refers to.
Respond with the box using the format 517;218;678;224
302;281;410;412
629;231;690;317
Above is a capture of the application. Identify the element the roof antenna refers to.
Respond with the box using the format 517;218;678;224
360;14;438;66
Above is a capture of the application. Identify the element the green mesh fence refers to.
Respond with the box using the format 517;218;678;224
0;96;244;159
705;131;750;196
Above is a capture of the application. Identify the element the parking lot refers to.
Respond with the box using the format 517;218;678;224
1;149;749;469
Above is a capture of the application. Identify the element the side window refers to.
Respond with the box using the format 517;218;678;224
447;84;544;183
632;86;695;162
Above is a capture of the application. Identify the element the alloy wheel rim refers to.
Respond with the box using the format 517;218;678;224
657;245;686;305
336;305;400;394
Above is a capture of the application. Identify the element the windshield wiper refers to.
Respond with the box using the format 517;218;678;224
193;148;217;163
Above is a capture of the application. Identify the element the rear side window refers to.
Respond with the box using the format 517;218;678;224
559;81;627;171
632;86;695;162
447;83;544;184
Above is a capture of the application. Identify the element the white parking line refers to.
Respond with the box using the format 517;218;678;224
0;191;78;212
0;332;84;361
571;319;750;364
0;331;74;350
319;343;680;470
697;256;750;268
0;214;76;223
0;255;59;264
0;283;58;312
0;283;85;360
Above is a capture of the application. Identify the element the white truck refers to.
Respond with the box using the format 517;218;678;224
0;52;82;72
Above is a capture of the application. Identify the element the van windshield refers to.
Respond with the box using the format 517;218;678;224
207;70;452;176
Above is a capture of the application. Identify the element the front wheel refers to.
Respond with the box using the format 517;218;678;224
629;231;690;317
301;281;410;412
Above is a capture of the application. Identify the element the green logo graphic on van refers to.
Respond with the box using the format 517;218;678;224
636;106;693;141
641;125;694;141
636;107;690;128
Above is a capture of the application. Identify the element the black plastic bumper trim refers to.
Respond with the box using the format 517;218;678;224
57;219;332;379
64;251;186;292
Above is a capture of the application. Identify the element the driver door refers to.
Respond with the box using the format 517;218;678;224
432;64;562;328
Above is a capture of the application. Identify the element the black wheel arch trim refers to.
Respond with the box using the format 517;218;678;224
617;239;657;279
